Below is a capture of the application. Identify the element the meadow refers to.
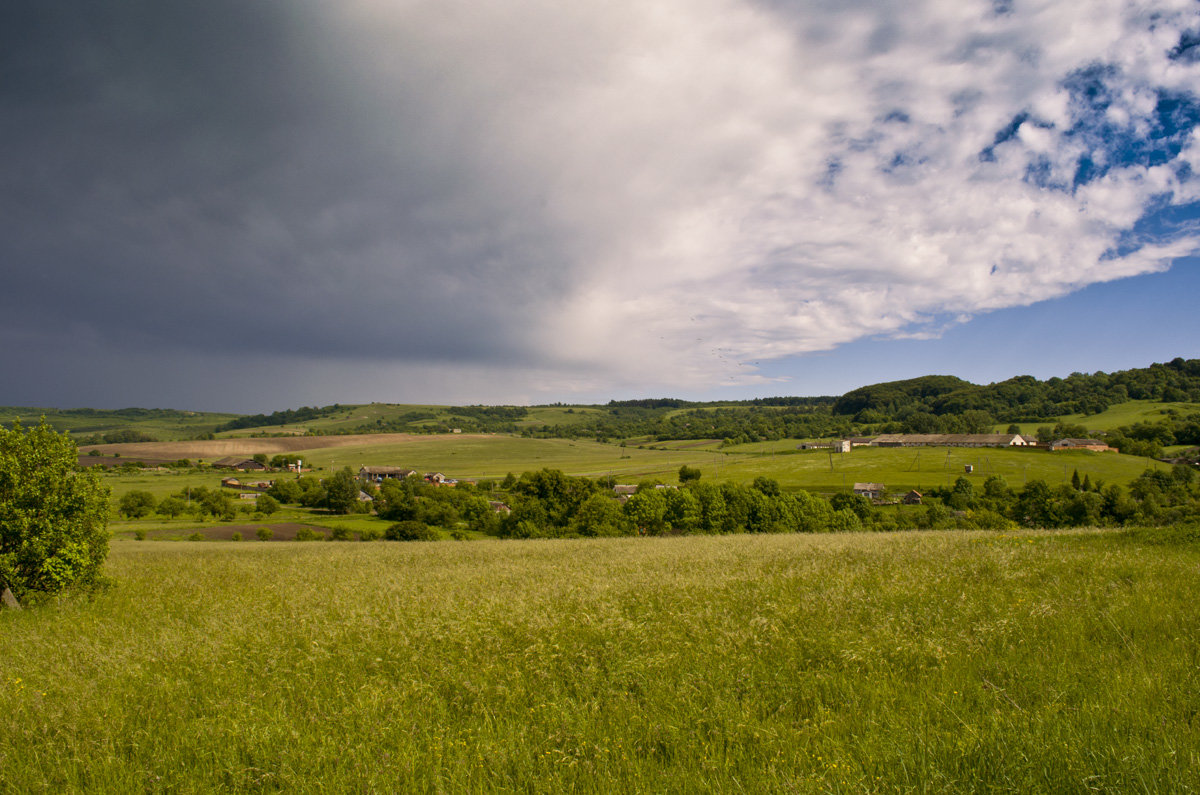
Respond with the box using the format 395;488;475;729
2;529;1197;792
97;432;1161;504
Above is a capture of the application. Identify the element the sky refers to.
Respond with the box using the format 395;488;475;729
2;0;1200;413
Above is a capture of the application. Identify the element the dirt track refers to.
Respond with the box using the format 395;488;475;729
78;433;477;460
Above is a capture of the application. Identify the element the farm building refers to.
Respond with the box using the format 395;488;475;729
853;482;886;500
903;490;923;505
1049;438;1113;452
358;466;418;482
220;477;241;489
870;433;1030;448
798;439;852;453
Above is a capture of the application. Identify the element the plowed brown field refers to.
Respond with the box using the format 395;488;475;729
78;433;463;460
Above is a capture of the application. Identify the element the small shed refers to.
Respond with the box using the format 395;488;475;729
902;490;923;505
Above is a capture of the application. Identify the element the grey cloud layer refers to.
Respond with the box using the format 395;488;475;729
2;0;1198;405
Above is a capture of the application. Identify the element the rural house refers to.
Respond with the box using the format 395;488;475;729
853;482;886;500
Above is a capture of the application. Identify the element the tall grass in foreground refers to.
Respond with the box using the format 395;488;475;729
2;531;1198;792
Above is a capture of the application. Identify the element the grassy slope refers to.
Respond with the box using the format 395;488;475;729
217;403;604;437
2;530;1196;792
1056;399;1200;430
713;444;1156;493
0;407;237;440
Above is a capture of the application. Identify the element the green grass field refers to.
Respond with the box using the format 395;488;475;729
1056;399;1200;431
988;399;1200;435
2;530;1197;792
713;444;1158;494
97;433;1161;516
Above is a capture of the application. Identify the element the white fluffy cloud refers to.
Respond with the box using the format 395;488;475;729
312;0;1200;393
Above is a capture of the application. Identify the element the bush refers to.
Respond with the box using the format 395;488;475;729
230;531;243;541
358;527;383;541
134;529;147;541
187;532;205;541
329;526;351;541
385;520;437;541
295;526;324;542
0;421;110;602
256;527;274;541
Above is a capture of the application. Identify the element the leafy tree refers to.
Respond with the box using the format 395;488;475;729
267;478;303;504
751;477;781;497
0;421;110;603
324;467;360;514
624;488;668;535
664;488;702;532
118;490;157;518
570;493;630;536
678;465;701;484
256;494;280;515
157;495;186;518
252;453;269;467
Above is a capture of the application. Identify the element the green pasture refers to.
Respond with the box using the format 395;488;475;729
99;435;1161;511
294;435;690;482
714;443;1156;493
3;530;1197;791
988;399;1200;435
1056;399;1200;431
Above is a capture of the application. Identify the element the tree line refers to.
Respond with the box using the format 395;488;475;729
255;464;1200;540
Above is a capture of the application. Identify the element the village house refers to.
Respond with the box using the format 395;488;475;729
853;482;887;500
902;490;923;505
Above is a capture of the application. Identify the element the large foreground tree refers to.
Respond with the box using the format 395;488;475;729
0;421;110;604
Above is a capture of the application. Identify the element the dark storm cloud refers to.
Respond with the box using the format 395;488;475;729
0;0;568;367
2;0;1199;411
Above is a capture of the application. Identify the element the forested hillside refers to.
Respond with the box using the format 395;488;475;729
6;358;1200;451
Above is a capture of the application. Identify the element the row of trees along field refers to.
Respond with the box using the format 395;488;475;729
249;464;1200;539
